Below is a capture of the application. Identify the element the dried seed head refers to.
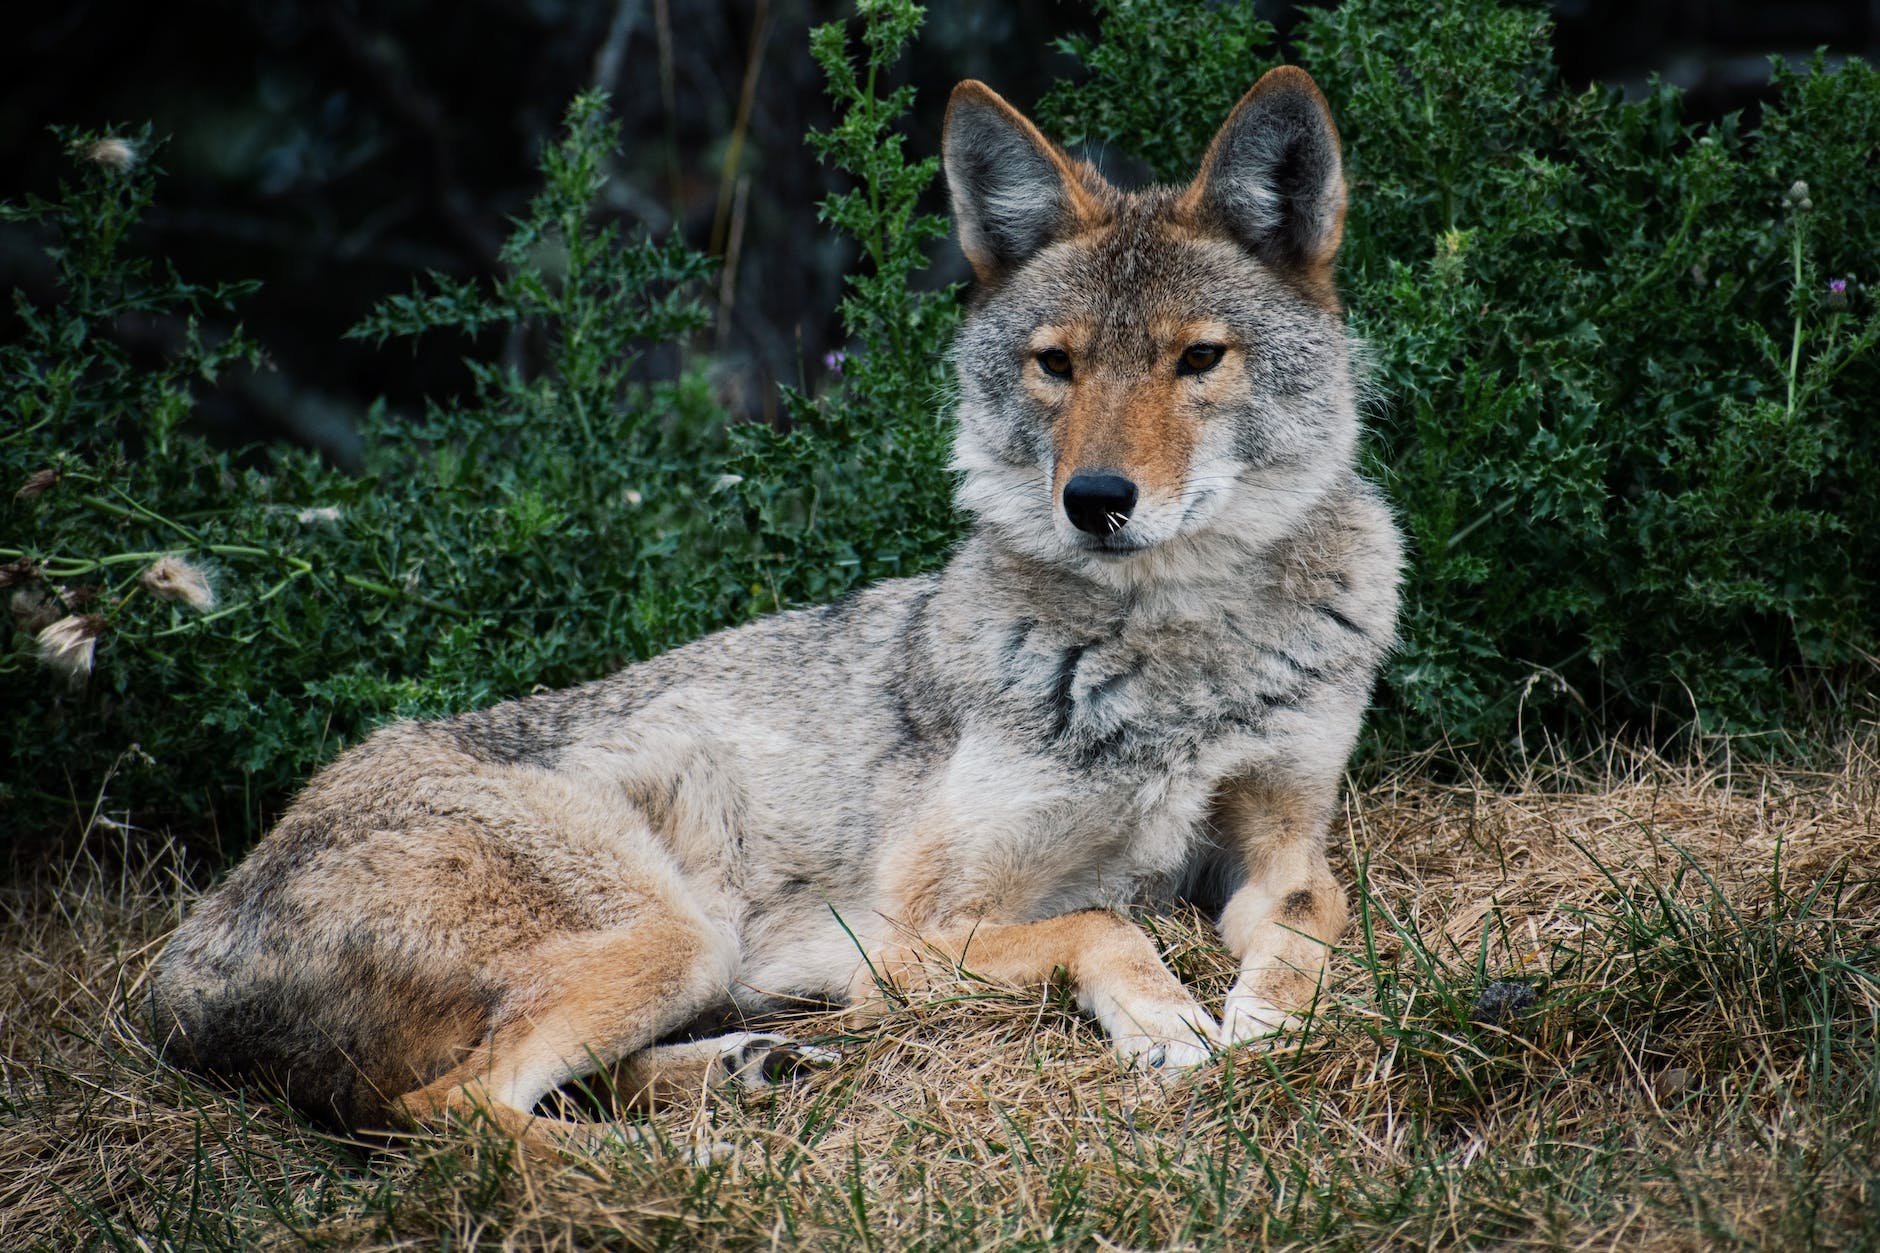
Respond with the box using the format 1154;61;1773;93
85;137;138;172
140;556;216;612
35;613;106;685
0;558;36;591
14;468;61;501
10;585;61;636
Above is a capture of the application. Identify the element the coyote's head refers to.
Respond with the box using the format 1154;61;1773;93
944;68;1356;584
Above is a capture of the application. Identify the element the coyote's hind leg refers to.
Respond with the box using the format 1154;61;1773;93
601;1032;842;1111
395;910;736;1156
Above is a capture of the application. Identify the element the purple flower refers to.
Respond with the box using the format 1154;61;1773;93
1829;277;1849;311
822;349;847;376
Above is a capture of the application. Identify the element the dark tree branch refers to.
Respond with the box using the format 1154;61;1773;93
320;1;505;270
590;0;645;99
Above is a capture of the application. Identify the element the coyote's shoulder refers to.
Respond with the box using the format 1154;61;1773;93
149;65;1402;1152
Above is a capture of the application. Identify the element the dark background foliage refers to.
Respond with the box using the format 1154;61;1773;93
6;2;1875;457
4;0;1879;852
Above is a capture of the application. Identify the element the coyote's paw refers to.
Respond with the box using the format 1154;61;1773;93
1117;1031;1215;1074
1099;997;1220;1076
719;1032;841;1091
1220;989;1309;1049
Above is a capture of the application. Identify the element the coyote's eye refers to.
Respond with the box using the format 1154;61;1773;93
1036;348;1072;379
1178;343;1224;376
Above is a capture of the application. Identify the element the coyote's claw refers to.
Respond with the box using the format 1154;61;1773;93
721;1033;841;1090
1121;1035;1214;1075
1104;997;1220;1077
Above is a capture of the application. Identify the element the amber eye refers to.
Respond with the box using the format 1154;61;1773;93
1178;343;1224;375
1036;348;1073;379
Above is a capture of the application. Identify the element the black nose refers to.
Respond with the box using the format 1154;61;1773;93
1062;473;1138;535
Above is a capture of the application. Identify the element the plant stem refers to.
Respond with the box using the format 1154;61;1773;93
1785;228;1805;423
0;541;467;618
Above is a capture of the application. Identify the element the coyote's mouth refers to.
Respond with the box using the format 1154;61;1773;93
1077;534;1151;559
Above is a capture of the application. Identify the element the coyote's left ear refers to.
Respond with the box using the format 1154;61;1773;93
1182;66;1346;296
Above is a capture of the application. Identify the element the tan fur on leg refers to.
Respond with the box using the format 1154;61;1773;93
860;909;1219;1071
394;914;733;1155
1212;779;1348;1045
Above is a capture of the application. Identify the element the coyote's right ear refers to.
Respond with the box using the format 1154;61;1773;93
1181;66;1346;302
943;81;1106;283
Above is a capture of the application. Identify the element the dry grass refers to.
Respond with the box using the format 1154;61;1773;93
4;744;1878;1251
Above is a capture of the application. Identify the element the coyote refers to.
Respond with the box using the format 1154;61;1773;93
148;67;1401;1152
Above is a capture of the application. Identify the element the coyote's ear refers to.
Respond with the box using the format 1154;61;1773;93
944;81;1105;283
1182;66;1346;296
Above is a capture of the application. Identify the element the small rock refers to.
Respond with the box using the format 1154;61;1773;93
1471;979;1539;1027
1654;1066;1695;1099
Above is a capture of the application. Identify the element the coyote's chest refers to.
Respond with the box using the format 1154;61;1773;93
927;604;1323;907
998;600;1316;774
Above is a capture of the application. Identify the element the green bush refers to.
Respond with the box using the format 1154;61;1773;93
0;7;954;843
5;0;1879;845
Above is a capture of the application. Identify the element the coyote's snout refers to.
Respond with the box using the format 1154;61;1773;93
148;65;1401;1155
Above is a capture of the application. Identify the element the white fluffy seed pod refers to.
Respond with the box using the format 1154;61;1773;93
85;137;138;171
140;556;216;612
35;614;105;685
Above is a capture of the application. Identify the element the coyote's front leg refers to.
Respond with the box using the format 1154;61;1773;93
1212;778;1349;1046
860;909;1221;1071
